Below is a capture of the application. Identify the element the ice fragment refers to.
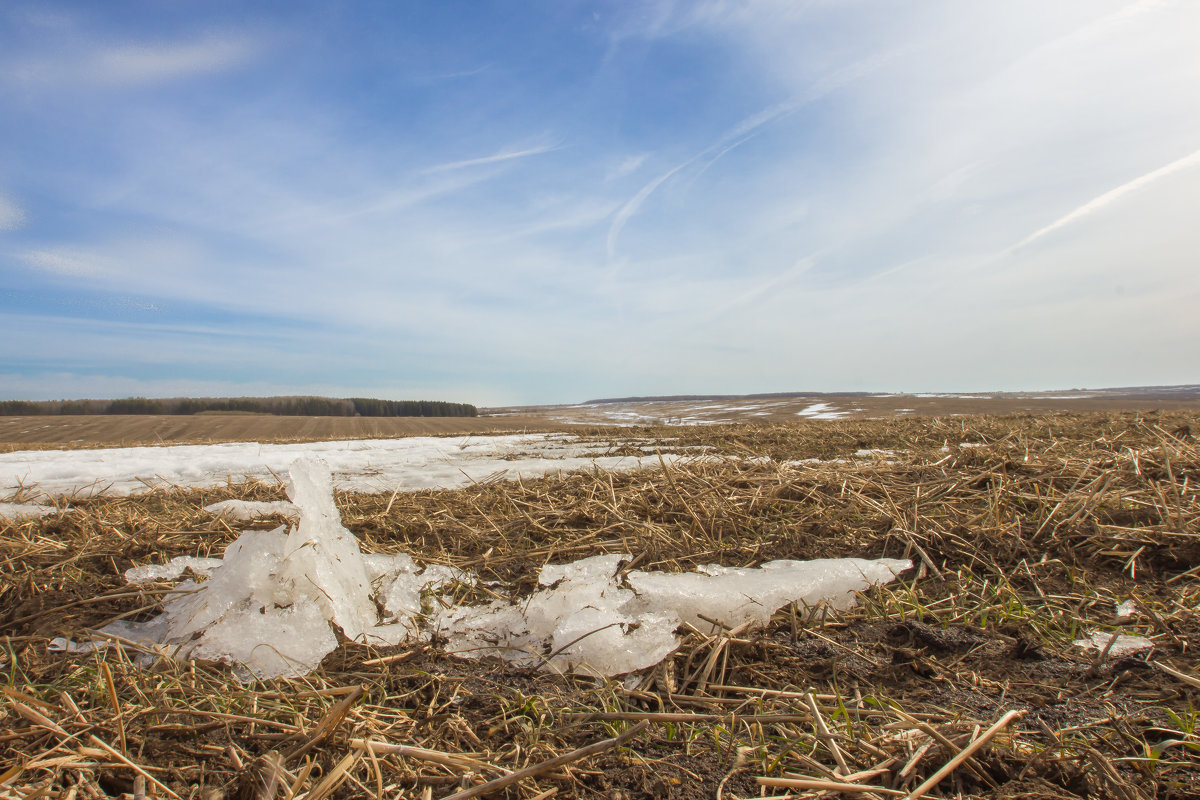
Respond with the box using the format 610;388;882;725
125;556;224;584
438;553;910;677
1114;600;1138;621
627;557;911;631
1073;630;1154;657
203;500;298;521
64;459;912;681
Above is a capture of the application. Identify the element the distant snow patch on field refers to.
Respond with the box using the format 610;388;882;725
914;394;985;399
0;434;687;497
796;402;850;420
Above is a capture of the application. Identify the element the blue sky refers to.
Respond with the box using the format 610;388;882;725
2;1;1198;406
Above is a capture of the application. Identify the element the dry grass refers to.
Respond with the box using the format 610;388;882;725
2;410;1198;799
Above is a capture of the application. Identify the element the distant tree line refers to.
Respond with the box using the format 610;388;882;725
0;396;477;417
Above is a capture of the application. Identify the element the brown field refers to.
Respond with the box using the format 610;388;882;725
2;409;1198;799
489;386;1200;427
3;386;1199;450
0;413;557;449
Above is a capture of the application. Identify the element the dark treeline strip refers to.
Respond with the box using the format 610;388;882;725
0;397;477;418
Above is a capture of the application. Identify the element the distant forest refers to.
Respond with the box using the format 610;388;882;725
0;396;477;418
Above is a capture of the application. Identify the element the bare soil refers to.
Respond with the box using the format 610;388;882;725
0;414;557;449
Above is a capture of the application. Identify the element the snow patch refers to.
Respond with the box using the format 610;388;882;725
0;433;684;497
796;403;850;420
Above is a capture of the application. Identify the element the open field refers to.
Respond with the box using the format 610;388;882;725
3;387;1198;451
489;386;1200;427
2;410;1199;799
0;414;557;450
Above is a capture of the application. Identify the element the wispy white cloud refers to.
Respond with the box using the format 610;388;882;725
711;253;821;319
0;193;26;230
605;154;648;181
606;161;689;259
19;249;111;278
94;35;258;84
0;372;305;402
417;64;493;81
604;42;903;263
1015;146;1200;249
423;143;561;174
6;33;259;88
606;99;804;260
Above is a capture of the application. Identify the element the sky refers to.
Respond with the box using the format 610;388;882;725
2;1;1199;406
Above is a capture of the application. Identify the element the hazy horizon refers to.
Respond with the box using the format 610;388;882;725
5;382;1200;409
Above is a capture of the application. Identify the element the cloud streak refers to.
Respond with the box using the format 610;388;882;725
18;249;111;278
606;161;689;259
92;35;259;84
423;143;561;173
605;99;801;260
1016;146;1200;249
1;30;260;90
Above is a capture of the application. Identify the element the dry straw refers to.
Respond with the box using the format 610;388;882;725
1;410;1197;798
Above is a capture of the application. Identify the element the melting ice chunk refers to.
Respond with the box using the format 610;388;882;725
627;558;912;631
203;500;299;521
278;463;377;642
437;553;910;677
73;458;910;681
96;459;466;679
436;554;680;676
93;460;383;680
1073;630;1154;657
125;556;224;584
1114;600;1138;622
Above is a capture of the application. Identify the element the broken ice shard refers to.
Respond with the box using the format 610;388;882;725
83;458;910;681
438;553;910;677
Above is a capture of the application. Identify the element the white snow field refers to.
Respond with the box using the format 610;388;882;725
59;459;911;681
0;433;685;498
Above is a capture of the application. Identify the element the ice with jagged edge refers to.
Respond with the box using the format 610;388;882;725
437;554;910;676
1073;630;1154;657
92;459;447;680
203;500;299;521
125;556;224;584
87;458;909;681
